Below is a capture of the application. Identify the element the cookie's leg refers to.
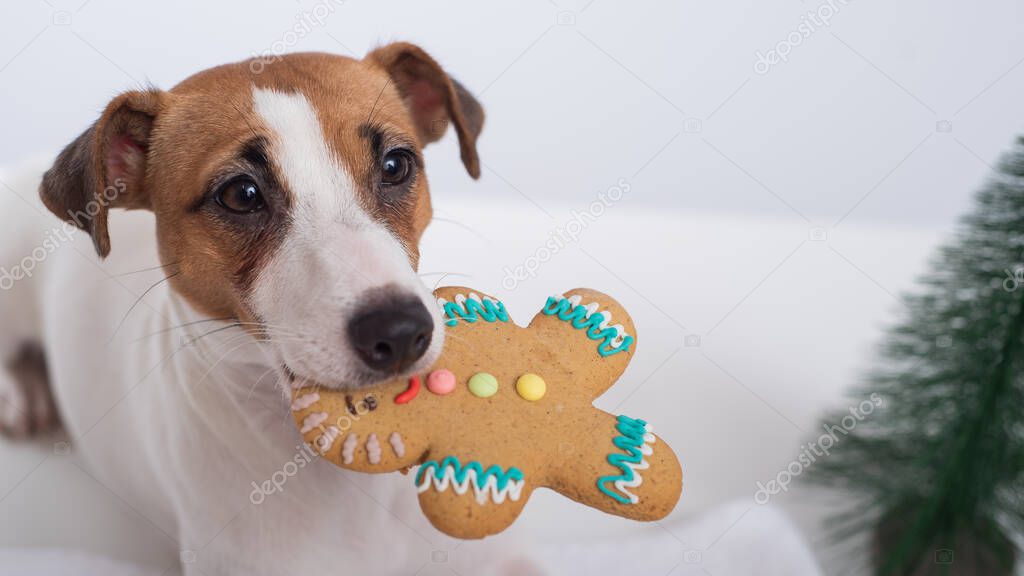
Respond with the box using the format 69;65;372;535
414;458;533;539
0;342;60;438
549;411;681;522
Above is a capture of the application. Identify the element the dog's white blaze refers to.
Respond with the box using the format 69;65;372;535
251;88;361;228
248;88;443;389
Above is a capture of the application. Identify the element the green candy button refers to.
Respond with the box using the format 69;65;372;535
467;372;499;398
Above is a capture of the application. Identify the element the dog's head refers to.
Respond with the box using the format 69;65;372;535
38;44;484;389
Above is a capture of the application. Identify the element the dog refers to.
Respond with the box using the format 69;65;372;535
0;41;833;576
0;44;523;575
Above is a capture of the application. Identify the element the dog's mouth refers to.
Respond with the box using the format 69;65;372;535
260;284;447;395
282;364;395;392
279;342;442;393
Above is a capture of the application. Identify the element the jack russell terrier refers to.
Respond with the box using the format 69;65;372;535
0;42;824;576
0;44;547;575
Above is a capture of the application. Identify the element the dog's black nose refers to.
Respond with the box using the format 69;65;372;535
348;299;433;373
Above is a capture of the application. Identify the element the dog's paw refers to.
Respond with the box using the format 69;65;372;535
1;344;59;439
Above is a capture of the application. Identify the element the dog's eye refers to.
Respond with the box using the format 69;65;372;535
215;178;265;214
380;149;414;186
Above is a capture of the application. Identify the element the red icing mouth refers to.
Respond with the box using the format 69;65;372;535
395;375;421;404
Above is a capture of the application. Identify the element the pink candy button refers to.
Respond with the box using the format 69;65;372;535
426;369;456;395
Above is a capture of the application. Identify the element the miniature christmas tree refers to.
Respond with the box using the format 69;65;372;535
809;137;1024;575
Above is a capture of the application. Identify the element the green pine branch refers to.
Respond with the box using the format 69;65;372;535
807;136;1024;575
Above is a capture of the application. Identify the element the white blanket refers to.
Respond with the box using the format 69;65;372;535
0;500;819;576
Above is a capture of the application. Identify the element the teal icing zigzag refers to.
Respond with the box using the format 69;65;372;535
440;294;509;327
597;415;655;505
542;295;634;357
415;455;523;490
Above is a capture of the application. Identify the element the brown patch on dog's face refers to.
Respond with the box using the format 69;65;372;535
152;50;479;315
39;46;484;387
146;55;424;322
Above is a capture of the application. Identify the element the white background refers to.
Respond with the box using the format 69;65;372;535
2;1;1024;574
1;1;1023;224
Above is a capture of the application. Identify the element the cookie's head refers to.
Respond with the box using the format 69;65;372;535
291;286;682;539
38;44;484;388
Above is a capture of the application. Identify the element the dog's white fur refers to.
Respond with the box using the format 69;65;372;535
0;155;826;576
0;120;488;575
0;69;825;575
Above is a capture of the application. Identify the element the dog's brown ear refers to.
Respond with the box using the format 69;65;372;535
366;43;484;179
39;89;165;258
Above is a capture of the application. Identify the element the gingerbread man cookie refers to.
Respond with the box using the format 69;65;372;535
290;287;682;538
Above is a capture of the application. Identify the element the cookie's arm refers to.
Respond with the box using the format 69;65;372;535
527;288;637;400
291;383;427;473
547;410;681;521
433;286;516;332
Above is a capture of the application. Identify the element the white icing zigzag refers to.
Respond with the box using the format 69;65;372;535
291;392;320;411
435;292;501;310
366;433;381;464
342;433;358;464
300;412;328;434
416;466;525;505
389;432;406;458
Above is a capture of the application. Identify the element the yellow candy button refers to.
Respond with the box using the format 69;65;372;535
515;373;546;401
